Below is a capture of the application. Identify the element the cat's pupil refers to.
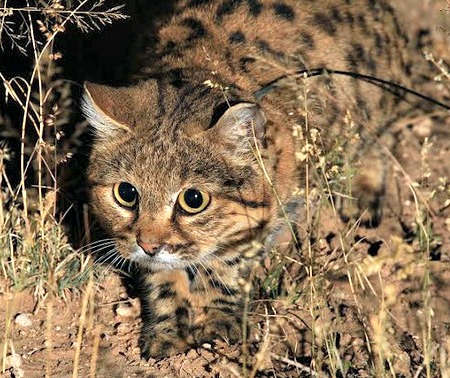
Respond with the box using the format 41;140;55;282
118;182;137;203
183;189;203;209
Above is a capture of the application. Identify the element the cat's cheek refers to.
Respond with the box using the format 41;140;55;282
90;186;136;232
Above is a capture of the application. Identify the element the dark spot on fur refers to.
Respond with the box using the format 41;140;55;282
248;0;263;16
368;240;382;256
374;31;383;53
367;0;377;10
367;55;377;72
330;6;342;22
357;13;370;35
343;11;354;24
229;30;246;44
166;69;184;88
159;283;176;298
256;39;270;52
239;56;256;72
216;0;242;21
181;17;207;40
300;31;314;48
347;42;366;69
256;38;285;58
273;2;295;21
175;307;189;318
378;95;387;110
187;0;211;5
160;40;178;57
313;12;336;35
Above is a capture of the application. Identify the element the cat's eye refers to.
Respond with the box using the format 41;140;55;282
113;182;138;208
177;188;210;214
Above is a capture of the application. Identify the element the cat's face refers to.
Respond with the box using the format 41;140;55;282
84;80;274;271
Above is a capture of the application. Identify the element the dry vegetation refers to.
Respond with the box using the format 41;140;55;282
1;1;450;377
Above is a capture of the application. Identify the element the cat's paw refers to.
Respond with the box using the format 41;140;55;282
139;332;191;360
192;315;241;345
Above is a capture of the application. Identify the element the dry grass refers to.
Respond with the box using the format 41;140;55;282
1;0;450;377
0;1;127;376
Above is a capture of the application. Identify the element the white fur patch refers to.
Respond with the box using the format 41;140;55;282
81;91;129;139
131;244;185;271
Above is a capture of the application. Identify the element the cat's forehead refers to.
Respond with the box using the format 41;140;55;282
99;131;232;187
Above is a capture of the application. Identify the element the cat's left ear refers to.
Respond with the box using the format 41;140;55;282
207;102;267;152
82;82;133;139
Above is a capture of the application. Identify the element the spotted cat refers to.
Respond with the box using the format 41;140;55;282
83;0;420;359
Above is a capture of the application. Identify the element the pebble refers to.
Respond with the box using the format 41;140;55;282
412;118;432;139
4;354;22;369
14;313;32;328
115;303;134;318
116;323;131;335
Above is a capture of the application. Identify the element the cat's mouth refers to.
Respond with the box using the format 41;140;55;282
129;244;201;271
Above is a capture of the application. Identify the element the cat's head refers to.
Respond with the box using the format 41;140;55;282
83;80;276;271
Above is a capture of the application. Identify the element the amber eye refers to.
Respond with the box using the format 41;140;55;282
113;182;138;208
177;188;210;214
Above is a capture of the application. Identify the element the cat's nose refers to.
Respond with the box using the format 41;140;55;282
137;241;161;256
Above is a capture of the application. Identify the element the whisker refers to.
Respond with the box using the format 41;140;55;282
201;257;233;296
77;238;116;253
189;262;208;293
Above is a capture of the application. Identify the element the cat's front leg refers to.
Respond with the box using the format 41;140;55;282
190;264;245;345
138;271;195;359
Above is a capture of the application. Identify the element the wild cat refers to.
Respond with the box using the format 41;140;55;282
82;0;422;359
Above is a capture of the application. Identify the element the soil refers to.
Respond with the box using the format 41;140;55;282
1;1;450;377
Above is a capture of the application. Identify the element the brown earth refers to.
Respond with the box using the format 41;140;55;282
1;1;450;377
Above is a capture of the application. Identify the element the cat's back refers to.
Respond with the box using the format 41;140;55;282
142;0;412;93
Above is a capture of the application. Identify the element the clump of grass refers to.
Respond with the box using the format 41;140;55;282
0;0;127;291
0;1;127;375
248;38;450;377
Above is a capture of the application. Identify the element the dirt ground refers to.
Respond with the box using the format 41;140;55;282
1;1;450;377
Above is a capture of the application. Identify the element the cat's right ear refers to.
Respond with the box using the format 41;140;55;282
206;102;267;154
82;82;132;139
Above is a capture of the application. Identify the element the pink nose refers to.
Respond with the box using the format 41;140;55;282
138;241;160;256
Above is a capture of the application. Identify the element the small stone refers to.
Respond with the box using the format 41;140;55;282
4;354;22;369
116;323;131;335
115;303;134;318
14;313;32;328
119;292;128;300
412;118;432;139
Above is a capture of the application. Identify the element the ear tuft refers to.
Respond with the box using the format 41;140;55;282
82;82;131;139
211;102;267;152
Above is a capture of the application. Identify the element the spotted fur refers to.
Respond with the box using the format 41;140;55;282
84;0;419;359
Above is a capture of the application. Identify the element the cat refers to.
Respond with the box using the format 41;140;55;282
82;0;421;359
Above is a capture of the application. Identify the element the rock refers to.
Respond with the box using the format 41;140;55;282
4;354;22;370
14;313;32;328
412;118;432;139
115;303;134;318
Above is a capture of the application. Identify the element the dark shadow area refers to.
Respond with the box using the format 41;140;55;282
0;1;180;251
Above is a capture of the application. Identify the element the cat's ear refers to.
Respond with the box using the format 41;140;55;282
82;82;132;138
208;102;267;152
